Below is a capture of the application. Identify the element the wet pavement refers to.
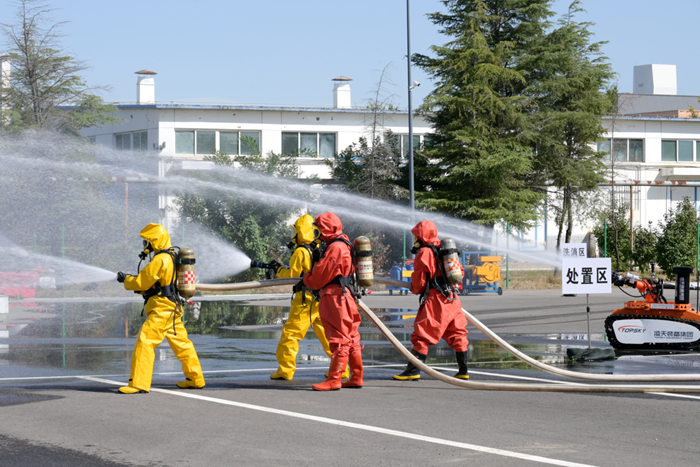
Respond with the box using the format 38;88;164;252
1;289;700;466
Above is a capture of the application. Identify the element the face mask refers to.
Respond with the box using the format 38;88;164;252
410;239;422;255
139;239;153;260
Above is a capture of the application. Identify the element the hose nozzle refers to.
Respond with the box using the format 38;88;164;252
250;260;268;269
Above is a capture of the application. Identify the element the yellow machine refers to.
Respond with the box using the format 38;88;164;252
462;252;503;295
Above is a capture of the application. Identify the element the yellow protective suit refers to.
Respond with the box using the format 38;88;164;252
271;214;348;380
120;223;205;393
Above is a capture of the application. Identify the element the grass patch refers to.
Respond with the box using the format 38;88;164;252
502;269;561;290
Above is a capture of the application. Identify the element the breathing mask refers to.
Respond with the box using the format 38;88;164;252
410;238;422;255
139;239;153;260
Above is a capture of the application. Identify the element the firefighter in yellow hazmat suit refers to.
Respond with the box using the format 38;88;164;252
116;223;205;394
270;214;349;380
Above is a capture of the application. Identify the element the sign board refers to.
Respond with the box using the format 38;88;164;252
562;257;612;295
561;243;587;259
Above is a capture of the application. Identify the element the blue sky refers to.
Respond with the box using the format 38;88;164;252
1;0;698;108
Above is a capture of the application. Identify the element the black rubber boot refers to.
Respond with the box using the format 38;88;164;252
393;349;427;381
455;350;469;379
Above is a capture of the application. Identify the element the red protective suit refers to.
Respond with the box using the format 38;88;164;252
409;220;468;355
303;212;362;359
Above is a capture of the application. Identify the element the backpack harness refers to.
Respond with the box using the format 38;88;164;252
418;243;458;305
137;247;185;335
326;237;362;300
290;243;321;307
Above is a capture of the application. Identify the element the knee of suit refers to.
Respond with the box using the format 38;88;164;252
411;341;430;355
330;345;350;359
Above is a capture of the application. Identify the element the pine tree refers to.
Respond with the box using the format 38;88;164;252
526;2;614;249
414;0;552;234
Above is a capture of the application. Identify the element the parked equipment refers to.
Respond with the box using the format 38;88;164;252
605;264;700;350
387;263;412;295
460;251;503;296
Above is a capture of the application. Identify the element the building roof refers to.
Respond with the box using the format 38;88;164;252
109;102;408;114
134;69;157;75
618;93;700;115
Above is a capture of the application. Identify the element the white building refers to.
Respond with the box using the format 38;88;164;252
81;71;432;229
84;66;700;253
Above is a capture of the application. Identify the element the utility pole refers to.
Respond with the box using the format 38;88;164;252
406;0;415;227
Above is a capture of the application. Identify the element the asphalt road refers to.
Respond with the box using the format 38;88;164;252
1;288;699;467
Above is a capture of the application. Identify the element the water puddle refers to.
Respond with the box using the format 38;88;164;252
2;300;700;379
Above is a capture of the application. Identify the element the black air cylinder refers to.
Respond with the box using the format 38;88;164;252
673;266;693;304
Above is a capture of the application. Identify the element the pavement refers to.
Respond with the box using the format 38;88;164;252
1;288;700;467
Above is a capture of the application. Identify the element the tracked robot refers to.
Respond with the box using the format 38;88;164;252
605;265;700;350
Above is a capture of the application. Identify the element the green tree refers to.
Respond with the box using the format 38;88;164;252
0;0;118;134
656;197;698;279
631;221;657;275
328;134;403;201
174;140;308;282
414;0;550;237
592;204;630;271
527;2;614;248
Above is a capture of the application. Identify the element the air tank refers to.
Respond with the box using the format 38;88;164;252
177;247;196;299
354;236;374;288
439;237;463;285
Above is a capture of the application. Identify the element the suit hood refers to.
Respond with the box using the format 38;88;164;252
315;212;343;241
292;214;317;245
411;220;440;247
140;223;172;252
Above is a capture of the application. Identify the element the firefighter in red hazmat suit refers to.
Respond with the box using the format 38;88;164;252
271;214;349;380
116;223;205;394
393;220;469;381
303;212;364;391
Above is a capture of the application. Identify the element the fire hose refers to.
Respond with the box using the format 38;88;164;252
196;278;700;392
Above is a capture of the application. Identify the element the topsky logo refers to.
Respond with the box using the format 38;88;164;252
617;325;645;334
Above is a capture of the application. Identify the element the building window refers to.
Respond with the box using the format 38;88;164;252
220;131;260;155
116;131;148;151
401;134;422;159
679;140;693;161
281;132;336;157
240;132;260;155
386;133;424;159
176;131;194;154
196;131;216;155
116;133;131;150
132;131;148;151
598;139;644;162
662;139;700;162
175;130;261;155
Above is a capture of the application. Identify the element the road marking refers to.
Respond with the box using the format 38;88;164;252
80;375;598;467
431;367;585;385
5;366;700;400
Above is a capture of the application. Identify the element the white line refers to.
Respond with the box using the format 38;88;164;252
7;366;700;401
431;367;585;385
648;392;700;400
79;375;597;467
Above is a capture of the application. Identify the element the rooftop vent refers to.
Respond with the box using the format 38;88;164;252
135;69;157;104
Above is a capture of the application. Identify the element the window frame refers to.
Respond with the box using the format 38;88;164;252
661;139;699;162
115;131;148;151
175;130;261;156
281;131;337;158
597;138;645;163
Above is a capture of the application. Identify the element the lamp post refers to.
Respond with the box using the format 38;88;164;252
407;0;415;226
